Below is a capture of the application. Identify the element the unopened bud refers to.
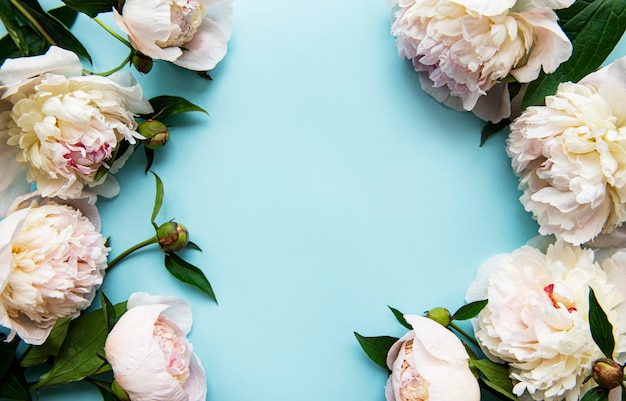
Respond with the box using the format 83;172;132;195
157;222;189;251
139;120;169;149
426;307;451;328
592;358;624;389
132;52;153;73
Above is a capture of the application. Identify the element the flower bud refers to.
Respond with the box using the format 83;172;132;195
132;52;153;73
426;307;451;328
156;222;189;251
138;120;169;149
592;358;624;389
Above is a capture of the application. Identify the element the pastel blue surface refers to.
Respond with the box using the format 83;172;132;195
12;1;626;400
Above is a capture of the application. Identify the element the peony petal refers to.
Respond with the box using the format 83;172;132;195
113;0;182;61
183;353;208;401
0;46;82;86
128;292;193;334
451;0;516;16
173;17;230;71
0;207;30;290
405;315;470;365
203;0;234;40
510;8;572;82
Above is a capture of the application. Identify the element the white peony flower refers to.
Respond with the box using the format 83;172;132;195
507;57;626;245
466;242;626;401
385;0;573;122
0;46;153;216
105;292;206;401
113;0;234;71
385;314;480;401
0;197;109;345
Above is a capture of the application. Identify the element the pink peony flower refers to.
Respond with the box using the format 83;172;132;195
0;196;108;345
0;46;153;216
105;292;206;401
113;0;233;71
385;0;573;122
385;314;480;401
466;241;626;401
507;56;626;245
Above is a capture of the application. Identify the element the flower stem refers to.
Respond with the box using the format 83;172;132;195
93;17;132;48
8;0;57;46
450;322;479;348
107;236;158;271
83;51;132;76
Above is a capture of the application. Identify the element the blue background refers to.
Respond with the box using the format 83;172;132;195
13;1;626;400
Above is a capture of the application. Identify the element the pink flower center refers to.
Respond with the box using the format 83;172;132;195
153;316;191;383
543;283;577;313
63;142;112;175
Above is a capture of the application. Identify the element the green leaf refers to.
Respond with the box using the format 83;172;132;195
186;241;203;251
589;287;615;358
142;96;208;121
480;119;509;146
21;317;72;367
164;252;217;302
621;383;626;401
15;0;92;62
49;5;80;28
470;358;516;401
452;300;488;321
32;309;109;389
100;291;118;332
0;0;29;55
0;335;20;378
144;147;154;174
581;386;611;401
353;332;398;370
150;171;164;226
0;358;31;401
387;306;411;330
522;0;626;108
88;379;123;401
61;0;116;18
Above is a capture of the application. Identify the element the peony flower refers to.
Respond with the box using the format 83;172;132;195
0;196;108;345
385;0;573;122
105;292;206;401
466;242;626;401
385;314;480;401
507;57;626;245
113;0;234;71
0;46;153;216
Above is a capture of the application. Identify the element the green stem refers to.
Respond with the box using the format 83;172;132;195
83;51;132;76
93;17;132;48
450;322;479;348
107;236;158;271
8;0;57;45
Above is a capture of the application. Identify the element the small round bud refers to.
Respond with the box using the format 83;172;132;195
138;120;169;149
592;358;624;389
132;52;153;73
426;307;451;328
157;222;189;251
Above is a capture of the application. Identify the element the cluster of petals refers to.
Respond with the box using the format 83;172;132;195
0;195;108;345
466;241;626;401
114;0;234;71
385;0;574;122
0;46;153;216
105;292;206;401
507;57;626;245
385;314;480;401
